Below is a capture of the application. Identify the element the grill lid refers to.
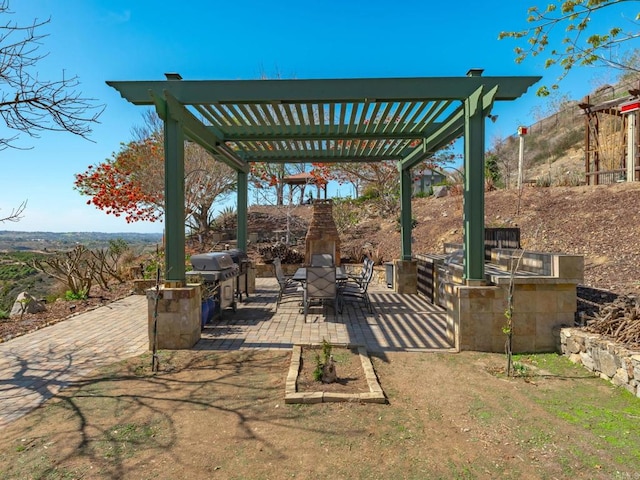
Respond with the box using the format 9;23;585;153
191;252;235;271
186;269;236;283
226;248;248;264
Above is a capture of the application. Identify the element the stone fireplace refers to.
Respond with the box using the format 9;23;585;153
305;199;341;266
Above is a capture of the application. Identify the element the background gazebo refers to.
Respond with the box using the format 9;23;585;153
283;172;328;204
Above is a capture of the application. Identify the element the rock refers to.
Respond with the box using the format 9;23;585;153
594;348;618;378
322;355;337;383
10;292;46;318
565;335;582;354
433;186;448;198
568;353;582;364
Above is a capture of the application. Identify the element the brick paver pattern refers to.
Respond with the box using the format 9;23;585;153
198;279;452;353
0;296;148;428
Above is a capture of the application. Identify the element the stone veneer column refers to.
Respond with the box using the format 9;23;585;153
393;259;417;294
247;263;256;294
447;281;578;353
146;284;201;349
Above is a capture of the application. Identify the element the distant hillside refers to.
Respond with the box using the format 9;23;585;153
0;231;163;252
490;75;640;188
248;182;640;297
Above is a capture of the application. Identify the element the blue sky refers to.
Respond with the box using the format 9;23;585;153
0;0;636;233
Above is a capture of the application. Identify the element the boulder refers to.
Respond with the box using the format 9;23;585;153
10;292;46;318
433;185;448;198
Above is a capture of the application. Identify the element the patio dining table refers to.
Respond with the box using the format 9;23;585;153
292;266;348;284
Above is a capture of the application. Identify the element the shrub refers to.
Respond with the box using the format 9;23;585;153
313;339;333;382
332;198;361;234
395;215;417;232
535;175;552;187
554;170;584;187
65;289;88;301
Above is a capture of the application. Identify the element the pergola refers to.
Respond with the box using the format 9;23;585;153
108;71;539;286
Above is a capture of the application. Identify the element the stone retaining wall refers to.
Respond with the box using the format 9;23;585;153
560;327;640;397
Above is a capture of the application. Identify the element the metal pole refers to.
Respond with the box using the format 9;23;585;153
517;133;525;189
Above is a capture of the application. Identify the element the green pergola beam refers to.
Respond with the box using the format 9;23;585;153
399;85;500;261
163;92;249;173
107;76;540;105
401;86;498;171
151;89;250;174
237;154;398;163
215;126;431;141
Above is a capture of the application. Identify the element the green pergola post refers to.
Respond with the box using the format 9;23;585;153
237;170;248;251
163;110;186;284
463;86;486;282
400;165;413;260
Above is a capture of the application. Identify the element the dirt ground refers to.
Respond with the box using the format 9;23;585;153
0;283;133;342
297;346;370;394
0;349;638;480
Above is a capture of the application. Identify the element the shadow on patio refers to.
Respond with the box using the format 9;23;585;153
196;278;454;353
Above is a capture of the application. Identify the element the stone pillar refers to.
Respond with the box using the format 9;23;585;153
147;284;201;350
393;259;417;294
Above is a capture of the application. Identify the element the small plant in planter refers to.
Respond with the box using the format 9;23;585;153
313;338;337;383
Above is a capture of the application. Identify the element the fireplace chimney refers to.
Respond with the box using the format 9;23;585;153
304;199;341;266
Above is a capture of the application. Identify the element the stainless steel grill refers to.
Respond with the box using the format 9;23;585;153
187;252;239;317
226;248;250;301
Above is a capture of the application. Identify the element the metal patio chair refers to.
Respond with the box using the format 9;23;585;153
339;258;374;313
273;257;294;306
303;266;338;321
347;257;374;289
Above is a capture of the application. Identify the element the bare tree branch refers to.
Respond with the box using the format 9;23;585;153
0;0;104;150
0;198;26;222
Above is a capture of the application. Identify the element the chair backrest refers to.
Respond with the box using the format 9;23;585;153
360;258;374;292
359;257;372;277
273;257;287;285
306;266;336;299
311;253;334;267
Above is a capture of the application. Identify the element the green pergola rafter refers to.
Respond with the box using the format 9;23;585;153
107;72;539;284
149;90;249;173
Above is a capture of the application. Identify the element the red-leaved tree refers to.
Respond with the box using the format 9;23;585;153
74;137;163;224
75;114;236;233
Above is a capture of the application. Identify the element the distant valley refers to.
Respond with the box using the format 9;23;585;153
0;231;163;252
